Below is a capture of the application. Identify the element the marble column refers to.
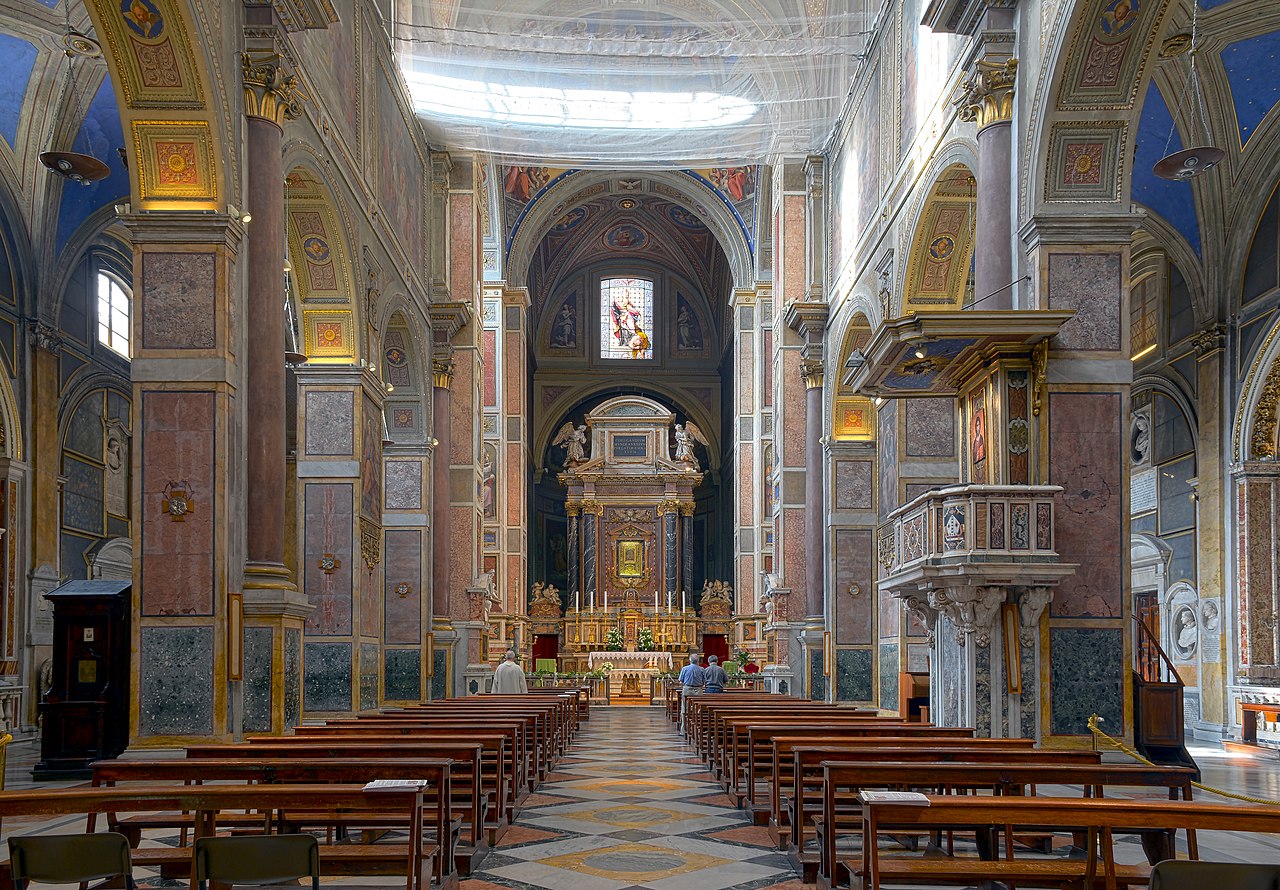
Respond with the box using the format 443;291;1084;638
1192;327;1228;734
25;324;61;722
664;509;678;600
583;505;598;609
957;58;1017;309
566;509;580;609
680;504;694;604
430;354;453;627
785;301;830;621
241;54;300;595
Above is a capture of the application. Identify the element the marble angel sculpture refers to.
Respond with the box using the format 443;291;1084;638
552;422;589;466
672;421;708;470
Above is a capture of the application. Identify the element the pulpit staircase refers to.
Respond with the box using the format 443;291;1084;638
1133;616;1200;781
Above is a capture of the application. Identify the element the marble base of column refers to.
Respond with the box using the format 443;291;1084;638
975;121;1013;309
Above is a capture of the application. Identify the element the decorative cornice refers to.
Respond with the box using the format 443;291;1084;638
29;321;62;355
956;57;1017;130
271;0;339;32
431;356;456;389
1192;324;1227;358
241;52;304;125
784;300;830;339
427;301;474;341
800;358;825;390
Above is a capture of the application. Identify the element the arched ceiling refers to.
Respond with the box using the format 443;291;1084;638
526;190;731;325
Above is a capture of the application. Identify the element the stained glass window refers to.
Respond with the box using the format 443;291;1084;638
600;277;654;360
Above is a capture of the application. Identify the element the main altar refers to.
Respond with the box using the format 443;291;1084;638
526;396;739;703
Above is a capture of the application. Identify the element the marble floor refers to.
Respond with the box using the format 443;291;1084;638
2;713;1280;888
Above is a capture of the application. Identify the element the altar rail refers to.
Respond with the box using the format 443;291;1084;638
876;484;1063;578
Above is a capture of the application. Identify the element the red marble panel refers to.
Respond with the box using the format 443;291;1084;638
783;195;805;303
482;330;497;408
361;556;380;638
737;554;755;613
738;337;754;408
781;350;805;466
384;529;422;644
449;194;473;302
505;442;521;527
448;505;475;617
783;507;805;591
141;391;215;616
303;483;354;634
506;553;521;613
1049;392;1122;617
450;360;475;465
739;452;753;525
504;328;523;416
878;586;900;637
834;528;873;644
1245;480;1275;664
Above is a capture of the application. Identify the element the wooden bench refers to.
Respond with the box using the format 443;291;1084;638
818;761;1196;889
0;784;441;890
186;740;494;871
853;796;1280;890
779;745;1100;879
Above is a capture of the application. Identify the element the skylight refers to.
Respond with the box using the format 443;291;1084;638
402;71;757;130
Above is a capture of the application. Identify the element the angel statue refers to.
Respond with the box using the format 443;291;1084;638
672;421;708;470
552;422;589;466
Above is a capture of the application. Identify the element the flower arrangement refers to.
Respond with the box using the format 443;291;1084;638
733;648;751;666
605;626;625;651
636;627;657;651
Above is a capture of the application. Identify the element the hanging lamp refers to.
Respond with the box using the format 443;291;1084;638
1153;0;1224;180
40;15;110;185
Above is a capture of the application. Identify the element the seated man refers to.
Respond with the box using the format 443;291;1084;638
703;655;729;694
677;653;705;731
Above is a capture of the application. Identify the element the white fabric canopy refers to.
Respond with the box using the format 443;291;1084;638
390;3;866;166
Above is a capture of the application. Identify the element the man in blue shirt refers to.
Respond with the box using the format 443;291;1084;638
677;653;705;732
704;655;729;694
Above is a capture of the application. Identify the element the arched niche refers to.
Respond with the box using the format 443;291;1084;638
900;163;976;315
379;307;431;446
57;381;132;581
830;312;876;442
1236;317;1280;462
506;170;755;292
285;166;359;363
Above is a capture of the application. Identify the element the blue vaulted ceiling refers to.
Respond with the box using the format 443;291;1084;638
55;77;128;253
1133;81;1202;257
0;35;38;148
1221;30;1280;148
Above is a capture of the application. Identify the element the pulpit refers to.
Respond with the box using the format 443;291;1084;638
34;580;131;780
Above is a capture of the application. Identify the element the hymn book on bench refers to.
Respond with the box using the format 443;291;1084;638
363;779;431;791
858;791;931;805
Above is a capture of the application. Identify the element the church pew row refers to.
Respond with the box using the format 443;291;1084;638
292;722;527;814
682;694;807;749
716;720;974;798
763;737;1047;835
87;758;458;887
815;760;1196;889
0;784;444;890
186;740;495;873
524;685;591;722
852;796;1271;890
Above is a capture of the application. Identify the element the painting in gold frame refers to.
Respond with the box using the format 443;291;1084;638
617;539;644;578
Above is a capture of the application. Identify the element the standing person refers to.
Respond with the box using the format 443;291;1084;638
704;655;728;694
677;653;705;732
492;649;528;694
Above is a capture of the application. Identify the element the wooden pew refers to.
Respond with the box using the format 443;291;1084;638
186;740;494;872
0;784;441;890
779;745;1101;879
88;758;457;886
853;796;1280;890
819;761;1196;889
717;720;974;798
762;737;1045;835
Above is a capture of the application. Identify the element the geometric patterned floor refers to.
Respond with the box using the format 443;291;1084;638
461;707;804;890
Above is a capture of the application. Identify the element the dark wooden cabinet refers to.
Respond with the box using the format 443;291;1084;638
33;580;131;780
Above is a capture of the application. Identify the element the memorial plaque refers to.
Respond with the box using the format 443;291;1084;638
613;434;648;458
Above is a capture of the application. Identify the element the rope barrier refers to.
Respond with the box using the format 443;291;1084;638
1087;714;1280;806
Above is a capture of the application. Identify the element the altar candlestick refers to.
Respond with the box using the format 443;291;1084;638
604;590;608;610
655;591;659;612
681;589;686;611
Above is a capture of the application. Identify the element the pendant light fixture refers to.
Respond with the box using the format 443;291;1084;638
1153;0;1224;180
40;11;110;185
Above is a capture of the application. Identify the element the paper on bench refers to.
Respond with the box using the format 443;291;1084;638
858;791;931;805
363;779;430;791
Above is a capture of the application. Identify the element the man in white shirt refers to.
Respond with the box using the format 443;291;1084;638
492;649;528;694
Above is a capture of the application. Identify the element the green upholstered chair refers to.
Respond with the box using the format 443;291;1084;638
1150;860;1280;890
8;832;137;890
194;834;320;890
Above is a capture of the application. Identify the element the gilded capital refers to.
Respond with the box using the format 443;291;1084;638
800;358;825;389
242;53;304;125
431;357;455;389
956;58;1017;130
1251;362;1280;460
